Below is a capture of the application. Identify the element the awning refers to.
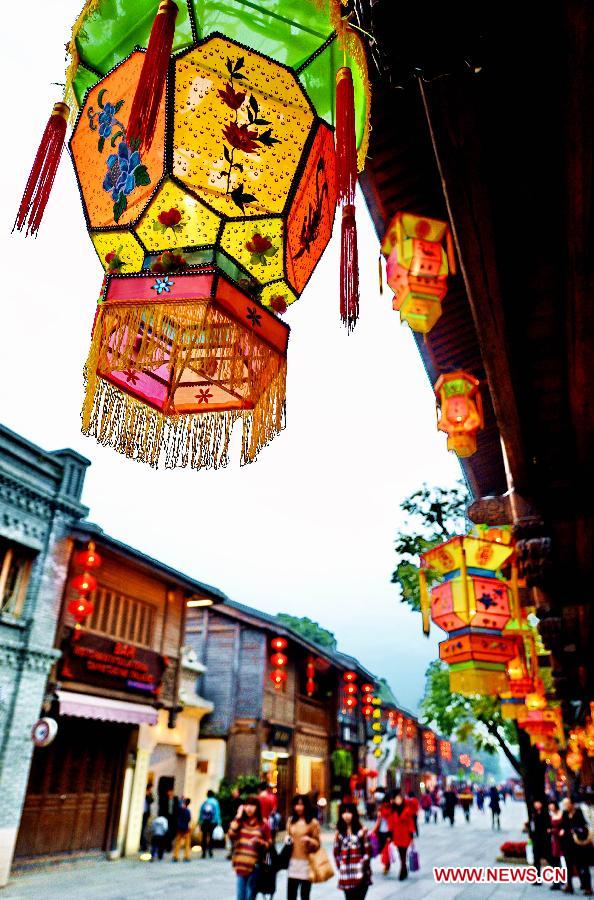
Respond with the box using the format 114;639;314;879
56;690;158;726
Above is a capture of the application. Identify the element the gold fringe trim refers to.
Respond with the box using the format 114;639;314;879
81;299;287;470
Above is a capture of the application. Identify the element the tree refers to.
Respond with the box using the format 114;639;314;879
392;483;468;611
276;614;337;649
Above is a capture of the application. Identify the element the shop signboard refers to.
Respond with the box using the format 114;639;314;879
269;725;293;749
60;628;166;697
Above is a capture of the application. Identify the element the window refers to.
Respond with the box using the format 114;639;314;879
86;586;155;647
0;539;32;617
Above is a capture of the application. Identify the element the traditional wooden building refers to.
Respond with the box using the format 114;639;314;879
186;600;374;819
13;521;224;865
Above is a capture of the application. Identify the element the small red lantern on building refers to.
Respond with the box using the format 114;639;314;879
396;715;404;740
405;719;416;739
306;657;316;697
67;596;94;626
345;696;358;709
68;541;101;628
343;671;357;682
439;740;452;761
270;636;288;690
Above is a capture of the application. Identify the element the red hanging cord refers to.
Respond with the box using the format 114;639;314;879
14;101;69;237
336;66;359;331
127;0;178;152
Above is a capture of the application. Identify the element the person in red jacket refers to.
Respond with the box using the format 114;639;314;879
407;792;420;836
381;792;415;880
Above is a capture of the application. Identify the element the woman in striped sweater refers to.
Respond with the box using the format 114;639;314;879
228;797;272;900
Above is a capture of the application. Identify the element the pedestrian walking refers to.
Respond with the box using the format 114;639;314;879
333;802;373;900
371;794;393;854
559;797;592;895
259;782;279;843
159;787;180;852
476;788;485;813
150;813;169;861
285;794;321;900
141;783;154;852
459;787;473;823
228;797;272;900
420;792;432;825
489;786;501;831
382;792;415;882
172;798;193;862
528;799;551;879
431;787;441;824
547;800;564;891
199;789;222;859
407;792;420;836
443;787;457;826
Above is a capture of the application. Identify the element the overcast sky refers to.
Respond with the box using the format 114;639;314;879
1;0;461;712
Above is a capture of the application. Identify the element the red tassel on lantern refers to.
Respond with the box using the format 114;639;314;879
127;0;178;152
335;66;359;331
14;101;69;237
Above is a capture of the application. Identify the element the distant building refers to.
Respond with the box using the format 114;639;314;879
185;600;375;820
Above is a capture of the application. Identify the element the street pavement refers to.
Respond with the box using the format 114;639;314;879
4;799;542;899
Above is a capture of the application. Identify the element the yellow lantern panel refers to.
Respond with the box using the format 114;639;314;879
221;219;284;283
260;281;297;311
449;665;510;697
91;230;145;274
382;212;450;256
70;53;166;228
135;178;221;252
173;37;313;218
423;535;514;577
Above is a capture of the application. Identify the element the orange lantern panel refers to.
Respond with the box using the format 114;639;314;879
439;631;517;666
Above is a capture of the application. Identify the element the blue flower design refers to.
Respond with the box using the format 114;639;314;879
98;102;116;138
151;276;174;295
103;142;142;202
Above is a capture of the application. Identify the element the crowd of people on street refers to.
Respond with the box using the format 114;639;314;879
138;778;594;900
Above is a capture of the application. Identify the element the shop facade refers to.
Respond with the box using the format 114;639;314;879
12;522;222;868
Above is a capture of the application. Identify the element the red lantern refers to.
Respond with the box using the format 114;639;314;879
70;572;98;594
344;683;357;695
396;715;404;740
362;704;374;718
345;696;357;709
306;678;316;696
361;683;374;694
67;596;94;626
343;671;357;682
439;740;452;761
270;652;288;668
405;720;416;739
306;660;316;679
74;542;102;569
271;637;287;651
270;669;287;689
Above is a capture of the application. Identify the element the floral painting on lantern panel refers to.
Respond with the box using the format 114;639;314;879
286;123;337;294
173;37;313;218
135;178;221;253
70;53;165;229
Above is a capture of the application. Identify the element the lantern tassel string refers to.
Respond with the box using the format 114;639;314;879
127;0;178;152
336;65;360;331
14;102;70;237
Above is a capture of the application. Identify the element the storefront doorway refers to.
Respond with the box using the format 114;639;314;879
15;717;131;857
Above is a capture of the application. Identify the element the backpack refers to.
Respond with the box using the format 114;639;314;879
202;802;215;822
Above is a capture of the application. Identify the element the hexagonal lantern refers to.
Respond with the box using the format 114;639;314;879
70;36;337;311
68;33;341;469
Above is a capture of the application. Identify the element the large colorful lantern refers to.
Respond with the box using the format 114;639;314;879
434;371;484;458
423;535;516;695
17;1;370;469
381;213;455;334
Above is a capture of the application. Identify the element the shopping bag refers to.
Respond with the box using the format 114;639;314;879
212;825;225;842
309;845;334;883
408;841;420;873
275;839;292;871
369;831;380;858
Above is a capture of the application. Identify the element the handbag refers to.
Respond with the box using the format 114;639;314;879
369;831;380;858
275;838;292;871
408;841;420;872
212;824;224;842
309;845;334;883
